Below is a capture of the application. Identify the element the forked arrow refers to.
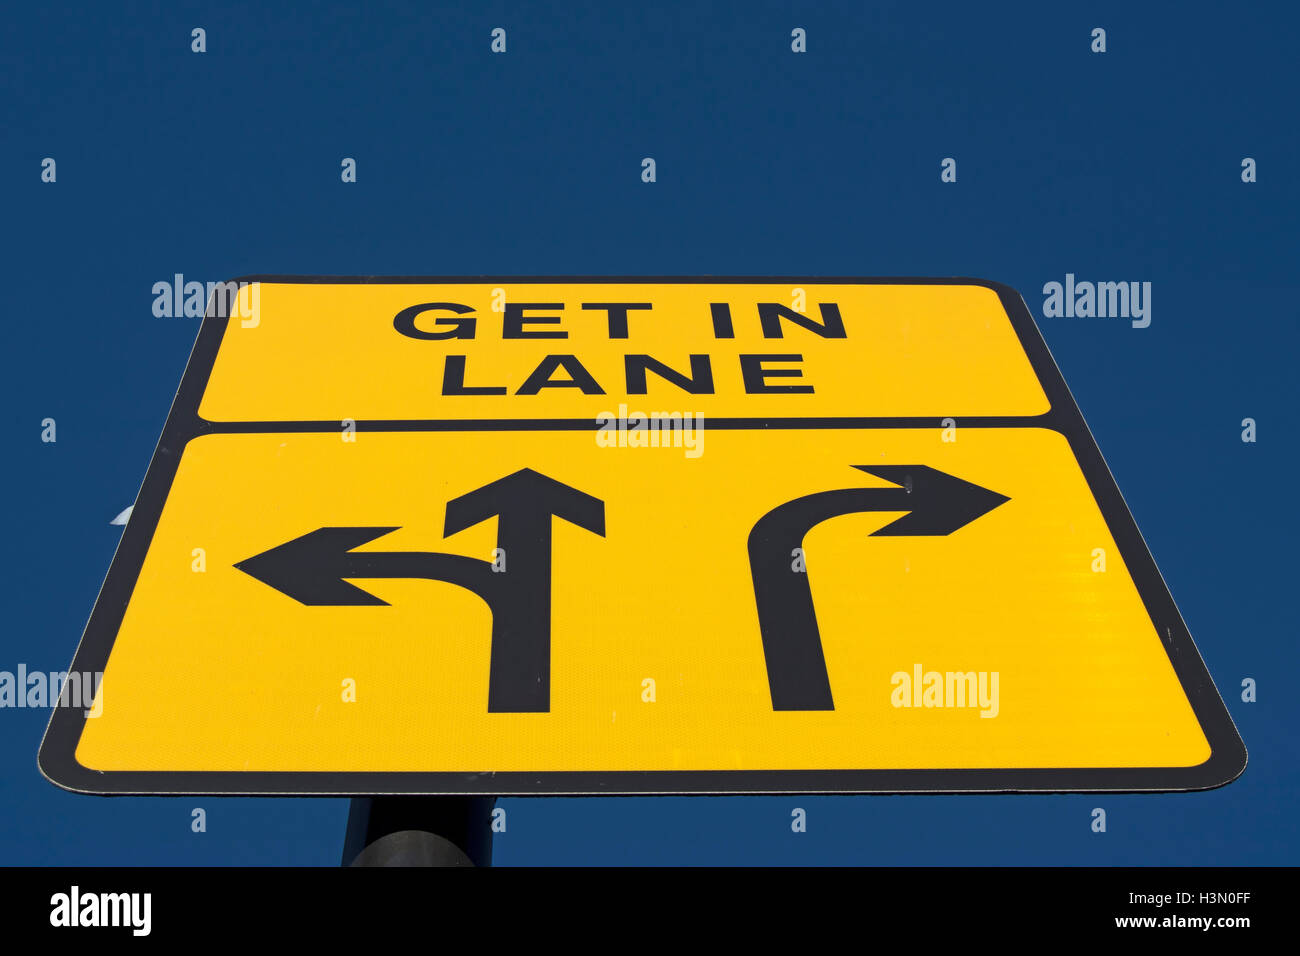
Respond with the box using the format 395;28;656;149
234;468;605;713
748;465;1009;711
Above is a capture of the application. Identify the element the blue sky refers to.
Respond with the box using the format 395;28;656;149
2;1;1296;864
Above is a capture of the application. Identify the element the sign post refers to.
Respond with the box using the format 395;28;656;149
342;796;496;866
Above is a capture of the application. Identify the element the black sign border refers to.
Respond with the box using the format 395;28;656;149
38;276;1248;795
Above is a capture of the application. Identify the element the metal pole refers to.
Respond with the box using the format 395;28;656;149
342;796;497;867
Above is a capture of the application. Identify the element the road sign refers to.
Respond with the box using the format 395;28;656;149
39;277;1246;794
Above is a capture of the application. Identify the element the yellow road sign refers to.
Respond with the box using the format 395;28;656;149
40;277;1246;794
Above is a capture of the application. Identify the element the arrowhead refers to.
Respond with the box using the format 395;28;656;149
852;465;1009;535
444;468;605;538
234;527;400;605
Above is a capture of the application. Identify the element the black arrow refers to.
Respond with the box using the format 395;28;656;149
443;468;605;713
747;465;1009;711
233;527;497;606
234;469;605;713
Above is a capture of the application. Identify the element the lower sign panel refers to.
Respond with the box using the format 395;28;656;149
48;427;1239;792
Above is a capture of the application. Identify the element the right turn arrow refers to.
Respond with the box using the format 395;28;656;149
747;465;1009;711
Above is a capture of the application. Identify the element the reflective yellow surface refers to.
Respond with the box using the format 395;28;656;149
76;428;1209;772
198;282;1050;421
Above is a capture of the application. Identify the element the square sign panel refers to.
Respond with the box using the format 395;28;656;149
39;277;1246;795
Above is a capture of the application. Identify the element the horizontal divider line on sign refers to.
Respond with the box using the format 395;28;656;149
189;414;1059;434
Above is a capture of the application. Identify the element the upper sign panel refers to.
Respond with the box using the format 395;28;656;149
197;281;1050;422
